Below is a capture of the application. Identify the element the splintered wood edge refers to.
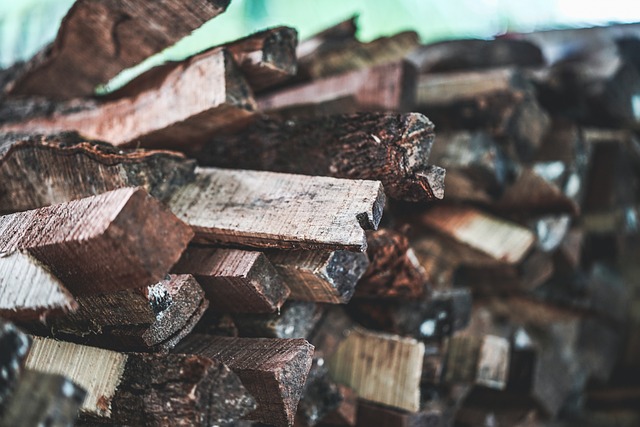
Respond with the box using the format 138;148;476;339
328;327;424;412
25;337;127;418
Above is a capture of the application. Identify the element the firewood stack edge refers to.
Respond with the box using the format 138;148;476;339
1;2;640;426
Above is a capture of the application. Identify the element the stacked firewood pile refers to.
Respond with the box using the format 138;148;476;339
1;1;640;426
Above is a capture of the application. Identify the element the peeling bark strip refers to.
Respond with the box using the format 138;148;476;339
199;112;443;202
0;370;86;427
0;132;195;214
47;274;207;352
168;167;385;251
328;327;425;412
266;250;369;303
2;49;256;149
24;337;255;425
0;187;193;296
176;335;315;427
0;320;31;410
3;0;231;100
172;247;289;313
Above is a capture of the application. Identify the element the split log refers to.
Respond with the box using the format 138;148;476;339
173;247;289;313
168;167;385;251
257;61;418;116
0;132;195;213
25;336;255;425
2;48;256;150
45;274;207;352
0;320;31;411
328;327;425;412
175;335;315;427
443;334;510;390
0;187;193;295
233;301;321;339
197;112;443;202
2;0;231;100
0;370;86;427
267;250;369;303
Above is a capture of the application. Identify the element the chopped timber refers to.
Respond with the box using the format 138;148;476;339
173;247;289;313
233;301;321;339
257;61;418;116
355;229;428;299
0;250;76;321
2;49;256;150
175;335;315;427
48;274;207;352
0;187;193;295
0;370;86;427
0;320;31;411
328;327;425;412
25;337;255;425
267;250;369;303
308;306;356;358
168;167;385;251
443;334;511;389
296;17;357;59
2;0;231;100
416;205;536;264
198;112;443;202
0;132;195;213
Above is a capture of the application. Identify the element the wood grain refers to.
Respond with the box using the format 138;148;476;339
444;334;510;390
0;187;193;295
168;167;385;251
172;246;289;313
328;327;425;412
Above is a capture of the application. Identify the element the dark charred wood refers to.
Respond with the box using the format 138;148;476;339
233;301;322;339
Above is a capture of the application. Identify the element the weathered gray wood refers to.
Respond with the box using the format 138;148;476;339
0;320;31;411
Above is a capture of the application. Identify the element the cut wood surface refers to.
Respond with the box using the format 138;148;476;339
176;335;315;427
25;336;255;425
444;334;510;389
267;250;369;303
0;187;193;295
0;132;195;214
49;274;207;352
417;205;536;264
328;327;425;412
0;320;31;410
0;250;76;321
2;0;231;100
173;247;289;313
2;49;256;150
168;167;385;251
199;112;443;202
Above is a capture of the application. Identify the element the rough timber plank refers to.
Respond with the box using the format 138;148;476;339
198;112;443;202
24;337;255;424
172;247;290;313
0;132;195;214
328;327;425;412
2;49;256;150
2;0;231;100
168;167;385;251
176;335;315;427
267;250;369;304
0;187;193;295
0;250;76;321
0;320;31;410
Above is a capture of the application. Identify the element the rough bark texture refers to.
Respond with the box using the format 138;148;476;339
2;0;231;100
0;187;193;295
198;112;443;202
0;320;31;412
0;132;195;214
172;247;289;313
175;335;315;427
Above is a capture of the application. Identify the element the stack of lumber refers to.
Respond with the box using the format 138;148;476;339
1;1;639;426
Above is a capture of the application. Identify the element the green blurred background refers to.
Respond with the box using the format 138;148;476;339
2;0;640;92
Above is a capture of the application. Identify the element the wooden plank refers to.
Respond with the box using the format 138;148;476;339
0;320;31;411
416;205;536;264
176;335;315;427
267;250;369;303
2;0;231;100
198;112;443;202
328;327;424;412
0;187;193;295
0;132;195;214
25;336;255;424
168;167;385;251
173;247;289;313
2;49;256;150
46;274;207;352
